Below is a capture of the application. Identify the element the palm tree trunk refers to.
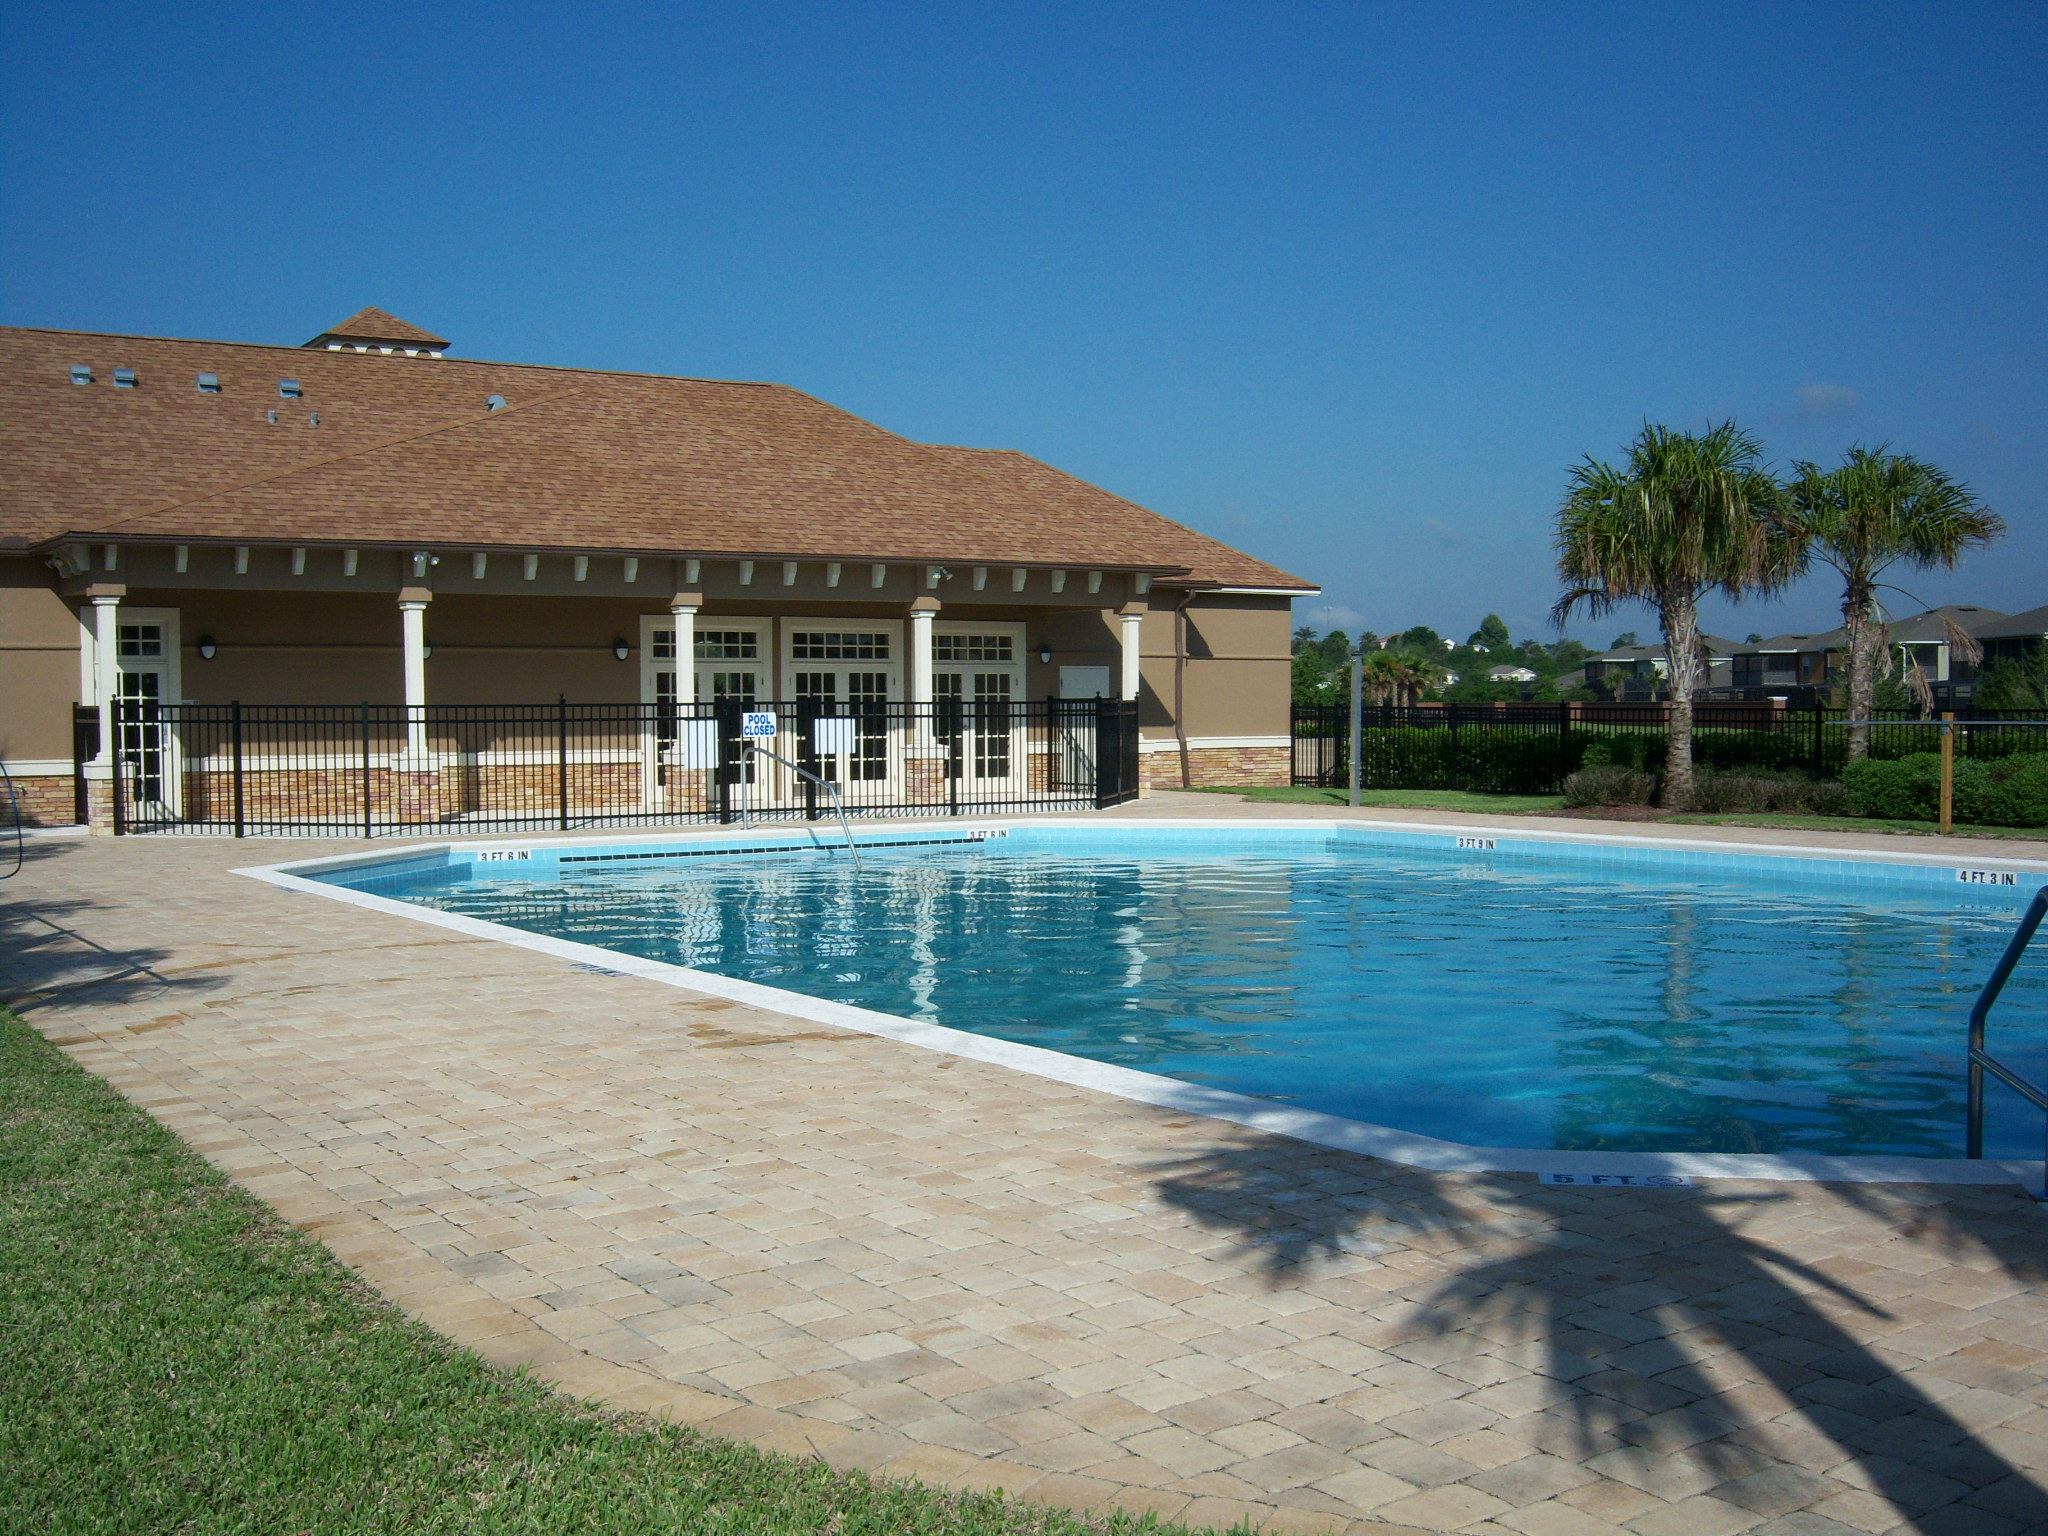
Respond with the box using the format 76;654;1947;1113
1659;590;1704;811
1842;581;1880;763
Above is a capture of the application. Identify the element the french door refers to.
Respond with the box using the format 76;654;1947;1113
782;628;902;788
111;613;181;812
934;629;1023;790
642;619;768;801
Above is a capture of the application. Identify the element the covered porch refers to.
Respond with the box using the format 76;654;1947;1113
62;540;1155;833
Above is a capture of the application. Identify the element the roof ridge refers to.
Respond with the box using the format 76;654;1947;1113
81;387;586;538
0;325;786;390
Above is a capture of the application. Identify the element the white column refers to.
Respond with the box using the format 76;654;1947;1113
398;596;429;761
91;593;121;765
909;604;936;706
669;599;699;706
1120;610;1145;701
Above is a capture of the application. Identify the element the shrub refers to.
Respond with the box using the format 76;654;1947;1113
1562;764;1659;807
1685;769;1854;815
1838;751;2048;826
1981;753;2048;827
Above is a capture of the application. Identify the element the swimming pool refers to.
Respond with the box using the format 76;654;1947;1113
276;821;2048;1169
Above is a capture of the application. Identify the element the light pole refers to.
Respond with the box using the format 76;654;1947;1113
1348;642;1364;809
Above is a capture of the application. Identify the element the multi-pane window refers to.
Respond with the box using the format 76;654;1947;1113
934;634;1013;663
116;624;164;658
696;631;759;660
846;672;889;780
651;630;676;661
792;632;889;660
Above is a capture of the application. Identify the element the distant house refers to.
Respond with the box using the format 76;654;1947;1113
1582;636;1737;700
1729;631;1836;695
1725;605;2021;704
1975;605;2048;668
1484;664;1538;683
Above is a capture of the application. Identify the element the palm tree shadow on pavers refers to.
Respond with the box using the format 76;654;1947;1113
0;841;219;1018
1151;1133;2048;1533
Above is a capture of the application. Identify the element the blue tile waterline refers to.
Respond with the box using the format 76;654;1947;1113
309;824;2048;1161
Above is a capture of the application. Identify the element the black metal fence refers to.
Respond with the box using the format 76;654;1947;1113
105;698;1141;836
1293;703;2048;794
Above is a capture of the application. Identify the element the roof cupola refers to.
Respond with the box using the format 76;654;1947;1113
303;307;450;357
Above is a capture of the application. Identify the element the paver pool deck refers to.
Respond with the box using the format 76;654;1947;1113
6;797;2048;1536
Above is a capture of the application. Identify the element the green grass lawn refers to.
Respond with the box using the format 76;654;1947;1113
1191;785;2044;840
1665;811;2048;839
1189;785;1568;814
0;1011;1193;1536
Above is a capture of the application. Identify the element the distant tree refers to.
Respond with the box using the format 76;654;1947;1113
1291;647;1339;705
1609;630;1640;650
1783;446;2003;756
1392;625;1443;653
1746;632;1764;643
1360;650;1403;707
1976;642;2048;711
1314;630;1352;668
1292;626;1319;654
1546;639;1589;671
1554;422;1798;809
1468;614;1512;651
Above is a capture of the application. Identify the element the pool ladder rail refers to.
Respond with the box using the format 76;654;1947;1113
739;742;861;870
1966;886;2048;1198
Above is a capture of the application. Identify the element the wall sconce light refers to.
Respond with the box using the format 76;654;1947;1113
612;638;631;661
196;635;218;660
422;641;433;659
1037;642;1054;665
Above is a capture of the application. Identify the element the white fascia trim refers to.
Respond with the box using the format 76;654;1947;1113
240;815;2045;1194
0;759;74;777
1197;587;1320;597
1138;735;1290;752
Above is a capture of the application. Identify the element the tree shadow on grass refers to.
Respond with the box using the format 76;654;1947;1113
1153;1133;2048;1534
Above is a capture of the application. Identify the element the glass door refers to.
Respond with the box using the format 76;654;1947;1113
113;618;179;812
642;619;766;800
784;629;899;785
934;630;1023;792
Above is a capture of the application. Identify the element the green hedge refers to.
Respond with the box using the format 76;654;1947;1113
1841;752;2048;827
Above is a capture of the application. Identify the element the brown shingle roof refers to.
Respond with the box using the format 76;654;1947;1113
0;325;1311;589
305;307;451;350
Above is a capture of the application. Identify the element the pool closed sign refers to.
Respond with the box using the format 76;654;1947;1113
741;711;778;739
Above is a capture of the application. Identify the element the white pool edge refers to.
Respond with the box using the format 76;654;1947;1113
238;817;2048;1194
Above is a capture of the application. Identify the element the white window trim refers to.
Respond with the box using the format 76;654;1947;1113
930;618;1027;675
639;613;771;704
779;618;906;702
115;607;183;702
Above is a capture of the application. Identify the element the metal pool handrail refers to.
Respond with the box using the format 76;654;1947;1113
1966;885;2048;1195
743;743;861;870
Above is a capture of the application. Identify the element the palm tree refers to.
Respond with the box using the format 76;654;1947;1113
1553;422;1798;810
1782;446;2003;759
1360;650;1404;707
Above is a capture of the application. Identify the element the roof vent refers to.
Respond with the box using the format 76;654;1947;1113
113;367;138;388
278;378;302;398
196;372;221;393
485;394;506;412
69;365;92;385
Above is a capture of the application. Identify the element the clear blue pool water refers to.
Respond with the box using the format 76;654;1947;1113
320;832;2048;1160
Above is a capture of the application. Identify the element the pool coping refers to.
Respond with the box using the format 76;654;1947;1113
239;816;2048;1195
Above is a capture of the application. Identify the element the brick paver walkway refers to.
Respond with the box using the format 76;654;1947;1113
5;810;2047;1535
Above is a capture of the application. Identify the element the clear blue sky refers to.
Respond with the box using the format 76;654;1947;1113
5;3;2041;648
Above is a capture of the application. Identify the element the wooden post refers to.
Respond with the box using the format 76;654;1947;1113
1939;711;1955;835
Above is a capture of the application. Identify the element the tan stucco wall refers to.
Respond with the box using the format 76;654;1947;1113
0;558;81;761
1136;593;1291;742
